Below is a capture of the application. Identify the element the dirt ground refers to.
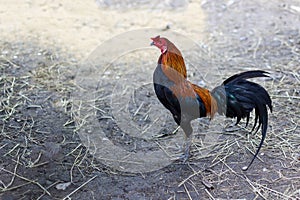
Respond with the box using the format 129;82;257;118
1;0;300;199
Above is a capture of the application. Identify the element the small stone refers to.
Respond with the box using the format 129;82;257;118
56;182;71;190
262;168;268;172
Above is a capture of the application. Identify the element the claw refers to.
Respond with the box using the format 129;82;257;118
179;152;189;163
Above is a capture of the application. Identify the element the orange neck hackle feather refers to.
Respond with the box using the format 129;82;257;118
159;40;187;82
159;40;218;119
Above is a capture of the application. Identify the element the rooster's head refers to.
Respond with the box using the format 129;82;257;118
150;35;168;54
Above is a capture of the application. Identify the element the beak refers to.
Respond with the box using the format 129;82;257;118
150;41;155;46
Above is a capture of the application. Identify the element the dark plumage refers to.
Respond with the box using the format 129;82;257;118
151;35;272;170
212;70;272;169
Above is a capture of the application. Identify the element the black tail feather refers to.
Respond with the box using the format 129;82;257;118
212;70;272;170
244;104;268;170
245;113;250;127
223;70;270;85
251;109;259;133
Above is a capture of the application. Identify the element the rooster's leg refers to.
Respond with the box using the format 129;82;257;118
180;135;192;163
180;123;193;163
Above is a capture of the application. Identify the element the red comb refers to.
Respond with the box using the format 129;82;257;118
151;35;160;40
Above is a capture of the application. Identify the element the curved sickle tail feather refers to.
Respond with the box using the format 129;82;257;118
212;70;272;170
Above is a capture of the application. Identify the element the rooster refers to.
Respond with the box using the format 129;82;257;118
150;35;272;170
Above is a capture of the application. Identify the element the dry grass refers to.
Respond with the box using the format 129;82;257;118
0;46;102;199
1;5;300;197
176;6;300;197
1;38;299;199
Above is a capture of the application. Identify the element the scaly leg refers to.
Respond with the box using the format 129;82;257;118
178;122;193;163
180;134;192;163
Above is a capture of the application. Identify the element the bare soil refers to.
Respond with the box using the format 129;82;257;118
0;0;300;199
